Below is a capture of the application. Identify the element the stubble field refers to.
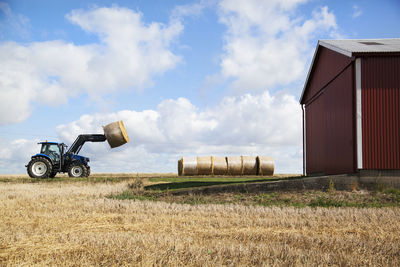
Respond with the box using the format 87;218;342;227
0;175;399;266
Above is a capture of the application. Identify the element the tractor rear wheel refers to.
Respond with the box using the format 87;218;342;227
68;163;88;178
27;157;52;178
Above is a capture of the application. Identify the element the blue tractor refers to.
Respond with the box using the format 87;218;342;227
26;134;107;178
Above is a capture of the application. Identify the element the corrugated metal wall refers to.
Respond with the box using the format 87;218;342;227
362;56;400;169
303;47;355;175
305;66;355;175
302;47;352;104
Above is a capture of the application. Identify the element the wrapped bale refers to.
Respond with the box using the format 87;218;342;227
258;156;274;176
178;157;197;176
197;156;213;175
213;156;228;175
103;120;130;148
227;156;243;176
242;156;258;175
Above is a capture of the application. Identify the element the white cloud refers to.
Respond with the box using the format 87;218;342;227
171;0;213;19
0;6;182;125
352;5;362;18
217;0;337;91
51;91;302;174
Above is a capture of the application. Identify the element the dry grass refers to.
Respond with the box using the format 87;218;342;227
0;173;177;180
0;180;400;266
0;173;178;185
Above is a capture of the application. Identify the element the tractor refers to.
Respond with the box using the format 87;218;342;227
26;134;107;178
26;120;129;178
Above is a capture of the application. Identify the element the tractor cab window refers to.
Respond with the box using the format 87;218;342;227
41;144;61;162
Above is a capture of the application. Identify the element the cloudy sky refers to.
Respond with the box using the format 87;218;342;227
0;0;399;174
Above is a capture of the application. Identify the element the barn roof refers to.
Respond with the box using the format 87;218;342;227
319;39;400;57
300;38;400;104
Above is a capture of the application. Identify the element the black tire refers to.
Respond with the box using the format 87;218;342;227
27;157;52;178
68;162;88;178
49;172;57;178
86;167;91;177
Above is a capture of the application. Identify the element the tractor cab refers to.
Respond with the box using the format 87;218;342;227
38;142;64;164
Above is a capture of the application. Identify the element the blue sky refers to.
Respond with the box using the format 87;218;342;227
0;0;399;174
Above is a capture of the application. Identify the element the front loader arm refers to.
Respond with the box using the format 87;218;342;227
66;134;107;155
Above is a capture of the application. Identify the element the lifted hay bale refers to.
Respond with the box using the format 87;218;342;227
227;156;243;176
103;120;130;148
197;156;213;175
213;156;228;175
258;156;274;176
242;156;258;175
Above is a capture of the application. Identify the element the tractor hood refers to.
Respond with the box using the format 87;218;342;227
69;154;90;164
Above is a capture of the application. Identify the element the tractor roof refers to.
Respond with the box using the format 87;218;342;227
38;142;60;145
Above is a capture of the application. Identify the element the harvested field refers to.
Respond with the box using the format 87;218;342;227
0;176;400;266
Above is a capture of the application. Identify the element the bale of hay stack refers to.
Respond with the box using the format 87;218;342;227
242;156;258;175
103;120;130;148
258;156;274;176
197;156;213;175
178;157;197;176
213;156;228;175
227;156;243;175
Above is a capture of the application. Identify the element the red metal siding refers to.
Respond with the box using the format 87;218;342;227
302;47;352;104
362;56;400;169
305;66;355;175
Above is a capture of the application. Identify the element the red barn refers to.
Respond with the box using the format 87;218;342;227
300;39;400;175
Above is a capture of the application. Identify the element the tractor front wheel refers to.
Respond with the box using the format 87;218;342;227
68;163;88;178
27;157;52;178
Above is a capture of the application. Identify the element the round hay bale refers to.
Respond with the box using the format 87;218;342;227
258;156;274;176
227;156;243;176
103;120;130;148
197;156;213;175
213;156;228;175
178;158;183;176
180;157;197;176
242;156;258;175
